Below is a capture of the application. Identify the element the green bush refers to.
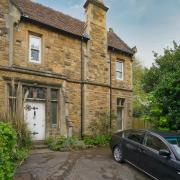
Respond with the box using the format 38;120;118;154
83;135;111;146
13;148;28;168
0;113;32;149
0;122;17;180
45;136;86;151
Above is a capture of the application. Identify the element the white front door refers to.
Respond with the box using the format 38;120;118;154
24;102;45;141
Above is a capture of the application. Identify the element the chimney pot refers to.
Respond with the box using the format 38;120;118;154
109;28;114;33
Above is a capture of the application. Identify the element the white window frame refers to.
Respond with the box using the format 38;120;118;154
29;34;41;64
116;60;124;80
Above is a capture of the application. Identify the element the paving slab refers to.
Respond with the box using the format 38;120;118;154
14;147;151;180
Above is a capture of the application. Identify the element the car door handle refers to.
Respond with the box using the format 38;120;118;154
177;172;180;175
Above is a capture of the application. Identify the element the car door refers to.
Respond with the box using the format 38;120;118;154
122;130;145;166
139;133;180;180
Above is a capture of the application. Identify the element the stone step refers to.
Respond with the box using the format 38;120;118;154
33;141;48;149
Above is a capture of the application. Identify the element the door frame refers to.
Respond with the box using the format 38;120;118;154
6;79;62;140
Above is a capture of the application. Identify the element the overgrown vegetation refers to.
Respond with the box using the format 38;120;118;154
0;113;32;149
45;136;86;151
142;42;180;130
0;122;29;180
45;135;111;151
0;112;32;179
88;111;116;136
83;135;111;146
0;123;17;180
45;112;114;151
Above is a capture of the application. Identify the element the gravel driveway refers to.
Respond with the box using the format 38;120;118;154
14;147;151;180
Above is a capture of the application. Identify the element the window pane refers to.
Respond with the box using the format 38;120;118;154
9;99;16;114
117;98;125;106
37;88;46;99
51;89;58;100
125;131;145;144
9;85;17;97
116;71;122;79
51;102;57;125
146;135;168;151
117;107;123;130
23;86;33;99
116;61;122;71
31;49;39;61
30;36;40;50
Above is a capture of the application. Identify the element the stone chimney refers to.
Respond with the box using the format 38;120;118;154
84;0;109;84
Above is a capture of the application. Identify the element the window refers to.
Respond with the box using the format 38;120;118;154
117;98;125;130
23;86;46;100
8;84;17;114
116;61;124;80
124;131;145;144
29;35;41;63
145;134;168;151
50;89;59;126
117;98;125;107
165;137;180;159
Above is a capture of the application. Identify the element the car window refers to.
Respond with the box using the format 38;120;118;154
145;134;168;151
165;137;180;159
124;131;145;144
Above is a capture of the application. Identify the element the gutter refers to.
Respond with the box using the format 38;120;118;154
109;49;113;128
80;36;85;138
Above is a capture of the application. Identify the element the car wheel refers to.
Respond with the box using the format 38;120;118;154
113;145;124;163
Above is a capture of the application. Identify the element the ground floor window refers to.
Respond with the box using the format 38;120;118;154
50;89;59;126
117;98;125;130
8;84;17;115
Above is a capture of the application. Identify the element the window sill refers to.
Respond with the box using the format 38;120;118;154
29;60;41;64
116;78;124;81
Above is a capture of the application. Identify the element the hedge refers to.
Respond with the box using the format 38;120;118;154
0;122;17;180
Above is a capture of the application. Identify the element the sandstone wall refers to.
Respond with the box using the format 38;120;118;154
0;0;9;66
85;3;109;84
66;82;81;135
110;51;132;90
13;22;82;81
84;84;110;133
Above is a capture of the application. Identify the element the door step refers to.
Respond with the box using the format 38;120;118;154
33;141;48;149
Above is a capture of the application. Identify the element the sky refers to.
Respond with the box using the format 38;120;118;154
36;0;180;68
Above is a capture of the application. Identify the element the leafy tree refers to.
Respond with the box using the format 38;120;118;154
142;42;180;130
132;59;147;118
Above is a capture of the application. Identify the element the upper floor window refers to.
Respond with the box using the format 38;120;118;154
29;35;41;64
116;61;124;80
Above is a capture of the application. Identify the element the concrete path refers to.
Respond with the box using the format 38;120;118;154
14;147;151;180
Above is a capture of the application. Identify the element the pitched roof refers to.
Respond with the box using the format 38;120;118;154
108;31;134;55
13;0;134;55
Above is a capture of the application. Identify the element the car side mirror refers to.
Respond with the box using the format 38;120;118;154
159;149;171;157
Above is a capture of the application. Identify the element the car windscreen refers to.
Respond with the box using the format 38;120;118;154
165;137;180;159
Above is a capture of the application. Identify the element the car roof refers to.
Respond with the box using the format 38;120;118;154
126;129;180;138
150;130;180;138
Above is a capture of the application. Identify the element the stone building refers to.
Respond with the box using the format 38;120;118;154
0;0;135;140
